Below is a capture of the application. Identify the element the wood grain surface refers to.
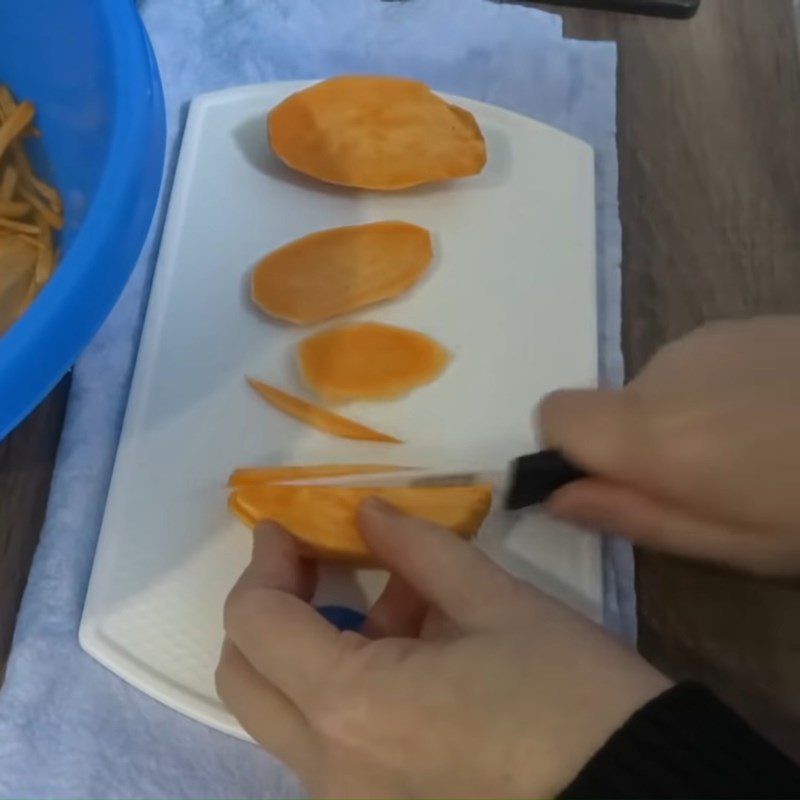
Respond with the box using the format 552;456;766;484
0;376;69;670
0;0;799;758
546;0;800;755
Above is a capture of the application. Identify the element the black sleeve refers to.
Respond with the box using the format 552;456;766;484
559;682;800;799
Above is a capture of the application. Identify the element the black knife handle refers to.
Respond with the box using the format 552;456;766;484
504;450;587;510
537;0;700;19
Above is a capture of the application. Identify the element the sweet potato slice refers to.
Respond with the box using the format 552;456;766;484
229;484;493;561
251;221;432;325
228;493;257;529
228;463;410;487
247;377;401;443
268;75;486;190
298;322;450;402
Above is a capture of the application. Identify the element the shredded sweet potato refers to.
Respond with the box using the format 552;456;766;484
0;237;37;331
251;221;432;325
0;86;62;336
228;463;410;487
268;75;486;190
229;484;493;562
298;322;451;401
247;377;401;443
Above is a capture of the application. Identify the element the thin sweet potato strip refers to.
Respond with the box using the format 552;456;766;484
247;377;401;444
19;184;62;230
0;217;39;235
0;200;30;219
0;101;35;160
0;166;17;201
0;85;62;336
228;463;410;487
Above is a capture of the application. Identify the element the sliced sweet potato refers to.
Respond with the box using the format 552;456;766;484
268;75;486;190
228;463;410;488
228;493;257;529
252;221;432;325
229;484;493;561
0;237;36;334
298;322;450;402
247;377;401;443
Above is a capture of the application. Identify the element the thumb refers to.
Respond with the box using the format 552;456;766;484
538;388;653;485
357;498;523;630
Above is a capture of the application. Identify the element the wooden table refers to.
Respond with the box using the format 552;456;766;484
1;0;800;753
551;0;800;756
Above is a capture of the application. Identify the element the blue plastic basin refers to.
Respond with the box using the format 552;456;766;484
0;0;166;439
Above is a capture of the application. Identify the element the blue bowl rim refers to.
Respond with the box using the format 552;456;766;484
0;0;166;440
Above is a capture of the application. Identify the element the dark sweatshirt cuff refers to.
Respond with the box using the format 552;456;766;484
560;682;800;799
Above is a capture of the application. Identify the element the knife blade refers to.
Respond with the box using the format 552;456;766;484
277;450;586;511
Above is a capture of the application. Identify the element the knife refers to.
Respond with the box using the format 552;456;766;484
283;450;587;511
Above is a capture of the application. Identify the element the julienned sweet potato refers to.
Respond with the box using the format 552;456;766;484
298;322;450;401
247;377;401;443
227;463;410;487
229;484;493;562
268;75;486;190
251;221;432;325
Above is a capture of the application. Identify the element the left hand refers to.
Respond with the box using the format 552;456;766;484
217;499;669;799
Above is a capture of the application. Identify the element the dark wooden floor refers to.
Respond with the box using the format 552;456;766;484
0;0;799;756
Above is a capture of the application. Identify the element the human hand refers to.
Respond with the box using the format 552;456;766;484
540;316;800;576
217;501;668;799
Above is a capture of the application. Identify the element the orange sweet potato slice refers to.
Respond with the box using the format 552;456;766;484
251;221;432;325
229;484;493;562
228;493;257;529
228;463;410;487
298;322;450;402
247;377;401;443
268;75;486;190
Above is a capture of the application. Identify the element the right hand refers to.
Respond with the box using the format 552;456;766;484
539;316;800;576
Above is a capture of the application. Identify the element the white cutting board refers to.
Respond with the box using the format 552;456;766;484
81;82;601;740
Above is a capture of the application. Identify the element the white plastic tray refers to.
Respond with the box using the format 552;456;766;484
81;82;601;740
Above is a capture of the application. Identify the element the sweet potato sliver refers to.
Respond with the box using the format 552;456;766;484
0;101;34;160
229;484;493;562
298;322;450;401
19;184;62;230
228;463;410;487
0;86;62;337
0;200;29;219
247;377;401;444
0;237;36;334
0;166;17;201
0;217;38;235
268;75;486;190
228;493;257;529
251;221;432;325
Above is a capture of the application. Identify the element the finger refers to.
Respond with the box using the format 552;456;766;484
361;574;427;638
216;639;319;779
250;521;318;600
224;522;367;709
548;479;800;576
538;389;653;484
357;498;523;630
